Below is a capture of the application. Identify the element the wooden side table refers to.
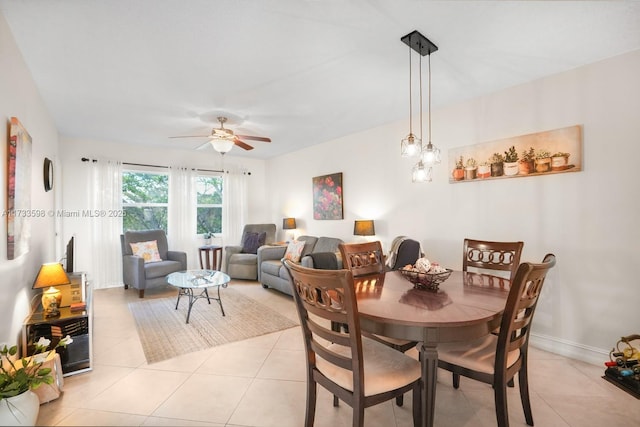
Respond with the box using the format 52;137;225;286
199;245;223;270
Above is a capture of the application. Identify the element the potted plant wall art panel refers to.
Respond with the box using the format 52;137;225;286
312;172;343;220
448;125;582;184
7;117;32;259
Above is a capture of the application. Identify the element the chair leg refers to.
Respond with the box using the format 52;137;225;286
494;382;509;427
396;394;404;406
333;394;339;407
518;368;534;426
508;378;514;387
305;380;317;427
138;289;145;298
353;402;365;427
412;382;422;427
124;284;128;289
453;372;460;389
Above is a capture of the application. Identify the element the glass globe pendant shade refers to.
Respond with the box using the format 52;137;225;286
421;143;441;166
412;161;432;183
401;133;421;157
211;138;234;153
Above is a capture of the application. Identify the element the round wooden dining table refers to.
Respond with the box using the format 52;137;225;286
354;270;510;427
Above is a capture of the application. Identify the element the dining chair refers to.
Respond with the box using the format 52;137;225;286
283;259;422;427
462;238;524;282
339;241;419;406
438;253;556;427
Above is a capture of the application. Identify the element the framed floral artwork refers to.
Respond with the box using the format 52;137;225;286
312;172;343;220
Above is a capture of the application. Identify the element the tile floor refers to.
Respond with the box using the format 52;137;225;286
37;281;640;426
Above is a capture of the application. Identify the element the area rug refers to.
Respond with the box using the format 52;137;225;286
128;287;298;364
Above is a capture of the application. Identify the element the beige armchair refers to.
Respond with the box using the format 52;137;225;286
224;224;276;280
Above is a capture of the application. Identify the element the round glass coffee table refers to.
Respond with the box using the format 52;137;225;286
167;269;230;324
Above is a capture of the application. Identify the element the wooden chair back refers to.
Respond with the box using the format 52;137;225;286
283;259;365;395
339;241;385;277
462;238;524;281
498;253;556;376
283;259;421;427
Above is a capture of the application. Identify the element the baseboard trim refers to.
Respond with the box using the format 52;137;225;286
529;332;609;366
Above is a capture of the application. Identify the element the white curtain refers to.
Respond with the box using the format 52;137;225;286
222;164;248;248
168;166;198;269
89;159;123;289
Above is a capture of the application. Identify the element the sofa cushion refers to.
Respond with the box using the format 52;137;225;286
229;253;259;265
262;259;283;276
130;240;162;263
296;236;319;257
284;240;305;263
144;260;183;279
313;237;343;254
241;231;266;254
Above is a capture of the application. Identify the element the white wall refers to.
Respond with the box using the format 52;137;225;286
0;13;60;346
265;49;640;365
58;137;269;275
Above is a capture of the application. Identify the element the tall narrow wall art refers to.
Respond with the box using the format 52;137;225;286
7;117;32;259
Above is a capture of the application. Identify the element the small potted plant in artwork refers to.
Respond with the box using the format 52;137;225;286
519;147;535;175
452;156;465;181
535;149;552;173
489;152;504;177
551;151;570;171
503;145;519;176
477;160;491;179
464;157;477;180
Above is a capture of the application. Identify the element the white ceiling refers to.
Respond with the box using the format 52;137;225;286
1;0;640;159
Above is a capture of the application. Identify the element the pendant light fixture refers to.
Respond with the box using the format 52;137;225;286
400;31;439;182
400;39;420;157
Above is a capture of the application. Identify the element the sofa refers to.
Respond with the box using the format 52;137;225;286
120;229;187;298
224;223;277;280
258;235;344;296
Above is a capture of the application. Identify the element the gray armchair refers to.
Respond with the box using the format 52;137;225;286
120;229;187;298
224;224;276;280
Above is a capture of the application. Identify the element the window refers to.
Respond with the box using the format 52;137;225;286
122;170;169;232
196;174;223;235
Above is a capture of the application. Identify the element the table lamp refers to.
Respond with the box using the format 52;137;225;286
353;220;375;236
33;262;70;317
283;217;297;241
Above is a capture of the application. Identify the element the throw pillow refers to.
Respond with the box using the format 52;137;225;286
241;231;267;254
283;240;306;263
130;240;162;263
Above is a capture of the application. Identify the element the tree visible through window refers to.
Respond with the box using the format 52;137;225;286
197;175;223;235
122;170;169;231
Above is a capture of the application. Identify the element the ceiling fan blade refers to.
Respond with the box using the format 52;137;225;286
234;138;254;151
196;141;211;150
169;135;209;139
235;134;271;143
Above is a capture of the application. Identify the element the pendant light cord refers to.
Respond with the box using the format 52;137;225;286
419;43;423;149
408;42;413;135
428;52;432;146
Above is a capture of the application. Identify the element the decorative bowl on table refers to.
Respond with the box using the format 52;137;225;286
399;267;453;291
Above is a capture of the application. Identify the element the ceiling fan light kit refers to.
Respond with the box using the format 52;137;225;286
170;116;271;153
400;30;441;183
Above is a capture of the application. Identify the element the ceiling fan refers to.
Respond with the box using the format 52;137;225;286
170;116;271;153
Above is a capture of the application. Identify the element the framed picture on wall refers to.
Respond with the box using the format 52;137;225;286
312;172;343;220
7;117;32;259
